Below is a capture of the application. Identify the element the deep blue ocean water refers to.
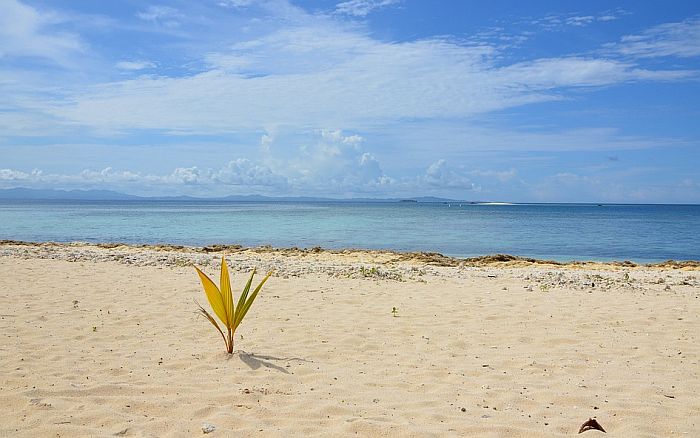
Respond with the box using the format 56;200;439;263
0;200;698;263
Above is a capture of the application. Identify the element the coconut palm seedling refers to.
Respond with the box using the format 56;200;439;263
195;256;272;354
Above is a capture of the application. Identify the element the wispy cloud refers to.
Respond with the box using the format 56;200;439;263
0;0;85;66
39;28;694;135
136;5;180;21
218;0;257;8
470;9;629;49
608;16;700;58
135;5;183;27
2;1;696;139
334;0;400;17
115;60;156;71
529;9;628;31
1;1;696;149
470;169;517;182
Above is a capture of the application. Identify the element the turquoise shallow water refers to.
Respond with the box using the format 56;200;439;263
0;200;698;263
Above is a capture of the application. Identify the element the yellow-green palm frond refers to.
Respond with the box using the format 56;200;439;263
195;266;228;326
194;258;272;354
234;271;272;330
219;256;234;327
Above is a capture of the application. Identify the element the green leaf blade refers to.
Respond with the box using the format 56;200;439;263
236;271;272;328
234;269;255;326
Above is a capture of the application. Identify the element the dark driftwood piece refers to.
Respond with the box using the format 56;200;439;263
578;418;606;433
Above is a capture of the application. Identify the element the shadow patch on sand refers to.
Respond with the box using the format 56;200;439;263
237;352;308;374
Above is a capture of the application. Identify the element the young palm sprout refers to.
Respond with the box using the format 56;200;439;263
195;256;272;354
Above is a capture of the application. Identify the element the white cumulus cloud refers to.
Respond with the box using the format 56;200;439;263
213;159;288;187
421;159;476;190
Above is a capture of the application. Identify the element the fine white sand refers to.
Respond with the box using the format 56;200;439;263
0;243;698;437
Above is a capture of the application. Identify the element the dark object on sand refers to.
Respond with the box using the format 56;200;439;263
578;418;606;433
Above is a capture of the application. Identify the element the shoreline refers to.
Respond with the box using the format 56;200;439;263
1;239;698;270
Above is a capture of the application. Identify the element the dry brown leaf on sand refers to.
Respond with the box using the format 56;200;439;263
578;418;606;433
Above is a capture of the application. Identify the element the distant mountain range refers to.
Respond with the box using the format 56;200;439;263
0;188;141;200
0;187;462;203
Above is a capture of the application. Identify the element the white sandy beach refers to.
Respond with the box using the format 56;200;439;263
0;242;698;437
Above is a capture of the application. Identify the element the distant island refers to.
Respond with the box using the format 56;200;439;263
0;187;471;204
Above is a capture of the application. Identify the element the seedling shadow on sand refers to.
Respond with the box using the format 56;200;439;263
237;351;309;373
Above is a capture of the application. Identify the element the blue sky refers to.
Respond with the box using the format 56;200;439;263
1;0;699;202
